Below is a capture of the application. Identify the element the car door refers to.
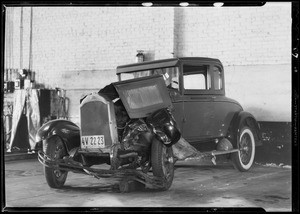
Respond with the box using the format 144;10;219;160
180;63;215;143
181;63;242;144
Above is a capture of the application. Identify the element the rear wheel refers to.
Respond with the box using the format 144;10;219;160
231;126;255;172
151;138;174;190
44;136;68;188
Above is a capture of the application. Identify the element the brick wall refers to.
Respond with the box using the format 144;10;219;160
4;3;292;123
27;7;174;89
173;3;291;122
174;4;291;66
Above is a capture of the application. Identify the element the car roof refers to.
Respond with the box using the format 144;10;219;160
116;57;222;74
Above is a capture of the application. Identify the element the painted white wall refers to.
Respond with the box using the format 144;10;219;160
4;3;292;123
225;64;291;122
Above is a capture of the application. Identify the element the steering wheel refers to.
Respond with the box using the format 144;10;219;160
167;81;179;90
172;81;179;85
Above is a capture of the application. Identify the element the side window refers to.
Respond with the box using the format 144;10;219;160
213;66;222;90
183;65;211;90
184;74;207;90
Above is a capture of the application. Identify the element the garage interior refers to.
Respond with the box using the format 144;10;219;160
2;2;295;212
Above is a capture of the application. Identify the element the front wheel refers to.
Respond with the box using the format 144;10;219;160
44;136;68;188
231;126;256;172
151;138;174;190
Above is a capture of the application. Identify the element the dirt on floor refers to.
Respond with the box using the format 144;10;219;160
3;157;292;212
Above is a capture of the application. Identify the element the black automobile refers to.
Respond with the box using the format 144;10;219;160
36;57;261;192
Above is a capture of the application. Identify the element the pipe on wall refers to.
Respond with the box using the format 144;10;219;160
20;7;23;70
29;7;33;71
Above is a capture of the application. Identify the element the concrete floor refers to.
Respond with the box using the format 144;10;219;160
4;158;292;211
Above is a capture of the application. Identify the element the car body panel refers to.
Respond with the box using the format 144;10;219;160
113;75;173;118
116;57;222;74
228;111;263;148
171;95;243;143
36;119;80;152
117;58;180;74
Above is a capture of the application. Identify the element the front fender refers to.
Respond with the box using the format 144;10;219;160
36;119;80;152
228;111;262;148
147;108;181;147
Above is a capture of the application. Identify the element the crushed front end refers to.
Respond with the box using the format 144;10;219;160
38;75;182;191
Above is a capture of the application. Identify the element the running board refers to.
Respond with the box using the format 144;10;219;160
183;149;239;165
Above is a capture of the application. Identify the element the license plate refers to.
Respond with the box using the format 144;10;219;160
81;135;105;149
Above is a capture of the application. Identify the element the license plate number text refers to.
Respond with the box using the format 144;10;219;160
81;135;105;149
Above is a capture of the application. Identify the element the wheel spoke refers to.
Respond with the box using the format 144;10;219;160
161;147;173;179
239;133;252;164
233;127;255;171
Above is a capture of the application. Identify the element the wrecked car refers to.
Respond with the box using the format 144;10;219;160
36;57;261;192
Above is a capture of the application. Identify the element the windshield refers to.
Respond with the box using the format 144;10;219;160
119;66;180;90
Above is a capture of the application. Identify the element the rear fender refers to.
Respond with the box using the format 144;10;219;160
227;111;262;148
36;119;80;153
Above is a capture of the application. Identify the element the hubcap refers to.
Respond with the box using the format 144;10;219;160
54;170;62;177
167;157;174;164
